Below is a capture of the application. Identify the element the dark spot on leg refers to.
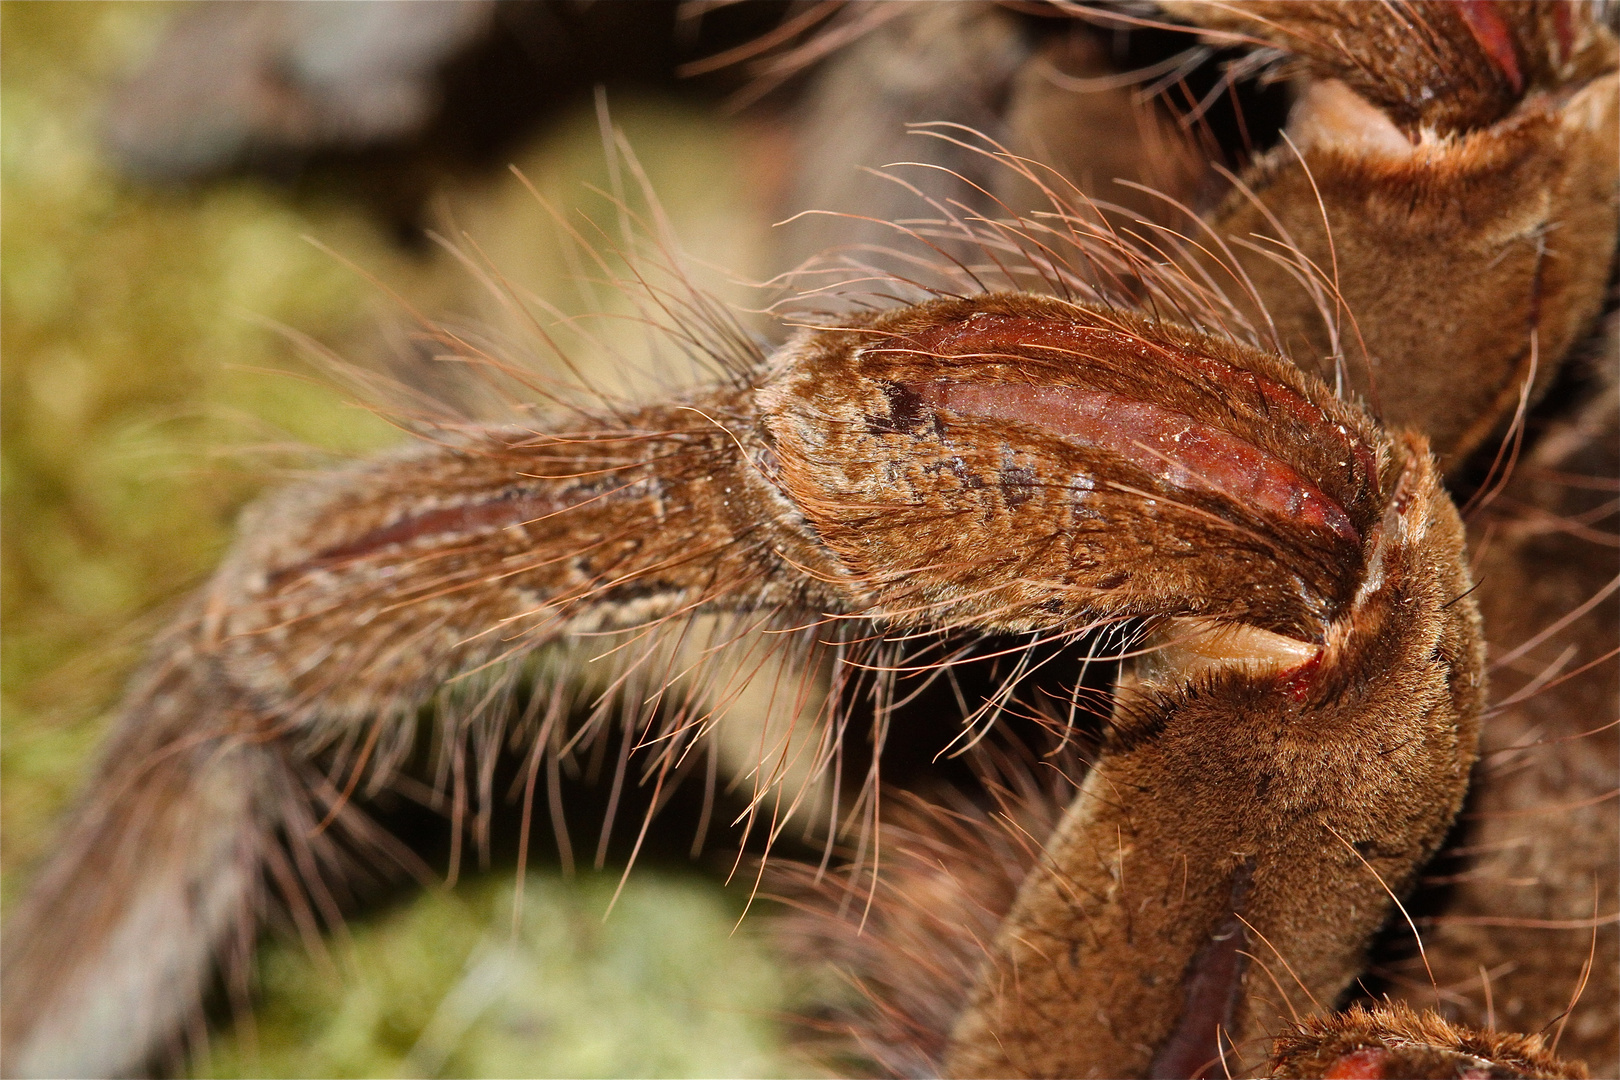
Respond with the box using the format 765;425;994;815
866;381;929;435
1000;462;1038;509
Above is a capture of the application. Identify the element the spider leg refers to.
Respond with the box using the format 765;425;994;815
1170;0;1619;465
0;393;845;1077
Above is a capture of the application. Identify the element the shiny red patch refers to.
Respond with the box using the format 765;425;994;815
916;380;1359;542
1457;0;1524;94
1323;1048;1392;1079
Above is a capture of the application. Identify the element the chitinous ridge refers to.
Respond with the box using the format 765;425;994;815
272;488;568;584
874;309;1373;544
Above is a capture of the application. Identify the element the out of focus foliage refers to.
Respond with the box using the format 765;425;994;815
201;873;794;1079
2;2;798;1075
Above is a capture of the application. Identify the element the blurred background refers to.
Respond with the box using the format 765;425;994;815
1;2;815;1075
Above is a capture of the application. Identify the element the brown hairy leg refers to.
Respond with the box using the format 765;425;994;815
0;389;845;1076
2;280;1484;1078
1164;0;1618;465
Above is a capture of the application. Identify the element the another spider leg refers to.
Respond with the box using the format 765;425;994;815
1267;999;1590;1079
943;432;1484;1078
1417;340;1619;1074
1166;0;1619;466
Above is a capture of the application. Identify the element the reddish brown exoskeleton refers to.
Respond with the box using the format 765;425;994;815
3;3;1616;1078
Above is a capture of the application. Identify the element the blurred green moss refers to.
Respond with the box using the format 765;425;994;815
2;3;798;1075
3;0;402;898
200;873;796;1080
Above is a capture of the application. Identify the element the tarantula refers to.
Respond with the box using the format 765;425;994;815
4;3;1617;1077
